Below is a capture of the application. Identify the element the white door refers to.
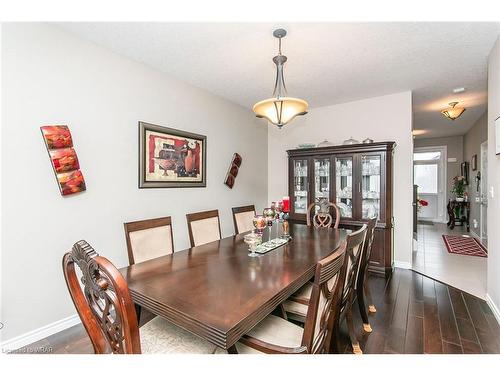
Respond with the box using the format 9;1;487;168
413;147;447;223
480;141;488;244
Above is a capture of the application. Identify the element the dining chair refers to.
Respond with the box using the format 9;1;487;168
306;201;341;228
123;216;174;265
282;225;367;354
225;244;348;354
232;205;256;234
62;240;217;354
356;217;378;334
186;209;222;247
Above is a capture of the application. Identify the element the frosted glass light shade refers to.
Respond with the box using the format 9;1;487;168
253;97;308;128
441;102;466;120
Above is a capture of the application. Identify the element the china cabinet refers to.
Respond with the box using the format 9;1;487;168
287;141;395;277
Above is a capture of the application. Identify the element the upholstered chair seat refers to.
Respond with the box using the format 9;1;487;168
282;282;312;321
186;210;222;247
232;205;256;234
140;316;217;354
190;216;221;246
124;217;174;265
231;315;304;354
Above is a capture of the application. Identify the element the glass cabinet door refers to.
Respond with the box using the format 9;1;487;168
361;154;381;219
313;158;331;214
335;157;353;218
293;159;309;214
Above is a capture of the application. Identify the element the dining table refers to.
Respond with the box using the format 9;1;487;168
120;223;348;350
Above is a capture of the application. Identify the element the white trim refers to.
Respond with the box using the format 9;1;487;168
480;141;488;243
394;261;412;269
469;229;481;241
0;314;80;352
414;145;447;223
486;294;500;325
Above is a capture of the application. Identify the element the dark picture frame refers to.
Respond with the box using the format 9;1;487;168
471;154;477;171
139;121;207;188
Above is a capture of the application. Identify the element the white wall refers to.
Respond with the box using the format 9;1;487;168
487;37;500;317
268;92;413;266
0;23;268;342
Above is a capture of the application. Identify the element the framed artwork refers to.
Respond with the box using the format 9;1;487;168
496;116;500;155
460;161;469;185
40;125;86;196
471;154;477;171
139;121;206;188
224;153;242;189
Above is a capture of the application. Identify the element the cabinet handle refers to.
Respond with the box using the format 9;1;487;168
358;182;361;193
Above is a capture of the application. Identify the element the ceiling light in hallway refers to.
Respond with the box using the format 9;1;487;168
441;101;466;121
253;29;308;128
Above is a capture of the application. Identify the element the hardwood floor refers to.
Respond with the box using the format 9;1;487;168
12;269;500;354
338;269;500;354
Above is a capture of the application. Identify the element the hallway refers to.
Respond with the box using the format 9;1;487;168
412;222;487;298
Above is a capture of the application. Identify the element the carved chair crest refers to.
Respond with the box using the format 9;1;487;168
307;200;341;229
62;240;141;354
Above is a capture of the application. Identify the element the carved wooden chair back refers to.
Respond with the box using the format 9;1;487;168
186;209;222;247
124;216;174;265
306;201;341;229
301;245;348;354
62;240;141;354
358;217;378;280
341;225;367;306
232;205;256;234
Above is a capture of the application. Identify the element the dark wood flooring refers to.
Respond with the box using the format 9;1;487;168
12;269;500;354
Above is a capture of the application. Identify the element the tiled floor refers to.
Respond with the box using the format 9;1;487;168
412;222;487;299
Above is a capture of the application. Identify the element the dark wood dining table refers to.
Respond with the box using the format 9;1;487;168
120;223;348;350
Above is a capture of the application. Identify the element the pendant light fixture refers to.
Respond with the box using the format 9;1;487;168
441;101;466;121
253;29;308;128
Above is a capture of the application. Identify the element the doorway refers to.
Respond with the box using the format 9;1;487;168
413;146;447;223
480;141;488;245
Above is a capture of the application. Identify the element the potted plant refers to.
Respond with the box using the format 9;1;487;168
452;175;466;201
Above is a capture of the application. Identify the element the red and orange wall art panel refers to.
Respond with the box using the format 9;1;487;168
40;126;73;149
41;125;86;196
50;148;80;173
139;122;207;188
57;170;86;196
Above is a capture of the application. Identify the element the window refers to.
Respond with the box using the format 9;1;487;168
414;164;438;194
413;152;441;161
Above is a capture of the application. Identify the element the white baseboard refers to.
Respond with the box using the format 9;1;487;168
1;314;80;352
486;294;500;325
469;230;481;240
394;261;412;269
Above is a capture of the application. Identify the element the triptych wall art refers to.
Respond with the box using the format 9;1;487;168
40;125;86;196
224;153;242;189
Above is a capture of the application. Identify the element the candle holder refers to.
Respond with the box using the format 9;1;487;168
280;212;292;240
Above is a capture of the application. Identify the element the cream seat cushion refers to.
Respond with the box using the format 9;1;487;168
282;282;312;318
191;217;221;246
129;225;173;264
233;315;304;354
140;316;217;354
235;210;255;234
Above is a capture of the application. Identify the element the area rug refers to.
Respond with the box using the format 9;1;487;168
442;235;488;257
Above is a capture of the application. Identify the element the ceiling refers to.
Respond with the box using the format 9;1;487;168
57;22;500;138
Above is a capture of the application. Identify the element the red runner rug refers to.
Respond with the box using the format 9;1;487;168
442;235;487;257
